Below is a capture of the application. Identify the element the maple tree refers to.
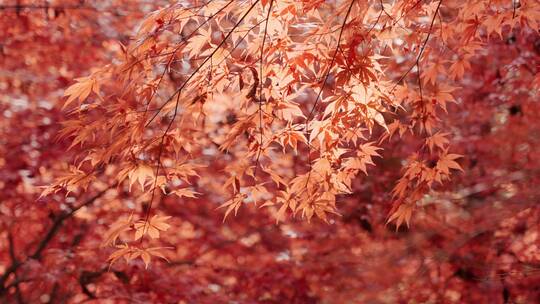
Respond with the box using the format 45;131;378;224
1;0;540;302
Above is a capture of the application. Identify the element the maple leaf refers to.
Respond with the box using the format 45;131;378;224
172;163;202;181
262;166;287;186
434;84;458;112
40;166;96;197
483;14;505;38
107;244;135;269
275;201;289;223
219;116;255;151
437;152;464;175
138;247;172;269
275;101;306;121
172;188;200;198
387;202;414;230
312;157;332;176
275;190;298;216
360;142;382;158
277;128;307;152
342;142;382;174
245;184;268;205
425;132;450;153
134;215;172;241
107;244;171;269
63;76;99;109
187;30;211;57
422;61;445;85
101;214;134;247
217;194;246;221
126;164;155;191
448;55;472;80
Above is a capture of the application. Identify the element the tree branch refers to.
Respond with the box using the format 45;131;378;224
140;0;261;234
391;0;443;92
253;0;275;178
7;232;23;303
0;185;115;296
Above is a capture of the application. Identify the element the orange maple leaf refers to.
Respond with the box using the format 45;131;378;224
134;215;172;241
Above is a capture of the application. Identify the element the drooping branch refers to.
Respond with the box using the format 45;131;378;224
141;0;261;234
253;0;275;178
305;0;356;125
392;0;443;92
303;0;356;189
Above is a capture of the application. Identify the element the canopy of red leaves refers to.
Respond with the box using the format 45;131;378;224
1;0;540;303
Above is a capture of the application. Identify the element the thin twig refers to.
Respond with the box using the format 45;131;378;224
303;0;356;189
305;0;356;125
141;0;261;232
253;0;275;179
391;0;443;92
